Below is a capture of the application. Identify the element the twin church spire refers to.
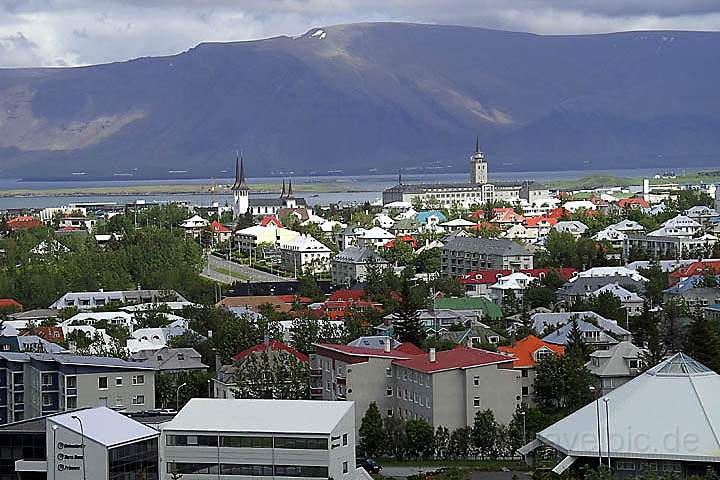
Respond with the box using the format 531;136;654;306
232;150;293;198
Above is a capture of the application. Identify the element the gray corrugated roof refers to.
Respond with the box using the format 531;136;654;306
442;236;531;257
129;347;208;371
558;275;646;297
333;246;388;264
51;407;158;447
164;398;353;434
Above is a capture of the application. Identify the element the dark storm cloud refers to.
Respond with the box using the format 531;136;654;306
0;0;718;67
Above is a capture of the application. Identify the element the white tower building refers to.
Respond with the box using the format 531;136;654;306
232;152;250;217
470;137;488;184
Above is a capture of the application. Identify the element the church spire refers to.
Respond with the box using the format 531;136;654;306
232;150;249;191
475;136;481;155
280;179;286;198
398;170;402;186
287;178;294;198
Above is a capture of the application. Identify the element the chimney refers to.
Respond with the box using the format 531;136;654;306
429;348;436;363
384;338;391;353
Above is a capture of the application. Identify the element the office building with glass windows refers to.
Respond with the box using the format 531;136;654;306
4;406;159;480
0;352;155;424
161;398;372;480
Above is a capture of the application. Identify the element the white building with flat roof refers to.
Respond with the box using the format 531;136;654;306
161;398;370;480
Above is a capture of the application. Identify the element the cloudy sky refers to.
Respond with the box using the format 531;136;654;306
1;0;719;67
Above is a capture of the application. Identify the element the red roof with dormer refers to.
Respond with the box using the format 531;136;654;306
209;220;232;233
260;215;283;228
524;216;558;227
618;198;650;209
670;261;720;280
383;235;418;250
231;339;308;363
498;335;565;368
6;216;42;230
392;345;513;373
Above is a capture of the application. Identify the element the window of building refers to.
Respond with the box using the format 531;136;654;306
473;397;480;408
167;435;219;447
219;464;273;476
132;395;145;405
132;374;145;385
386;367;392;377
98;376;108;389
42;394;52;406
473;376;480;387
274;437;328;450
116;396;123;406
386;387;393;397
275;465;329;478
521;369;528;378
221;436;272;448
342;433;348;446
177;353;185;361
66;376;76;388
109;438;159;480
116;377;123;387
99;397;108;407
67;397;77;409
387;409;393;417
522;386;529;396
41;373;53;386
629;359;639;369
343;461;349;474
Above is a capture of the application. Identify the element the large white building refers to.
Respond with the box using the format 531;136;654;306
280;234;332;275
381;139;542;207
161;398;370;480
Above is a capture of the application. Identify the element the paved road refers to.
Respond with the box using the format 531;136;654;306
202;253;289;284
381;466;531;480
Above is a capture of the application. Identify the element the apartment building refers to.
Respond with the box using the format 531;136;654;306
279;234;332;275
0;352;155;424
331;246;390;286
312;342;521;429
441;236;533;277
161;398;369;480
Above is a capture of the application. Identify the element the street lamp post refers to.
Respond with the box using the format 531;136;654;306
604;397;611;470
520;410;527;445
52;425;58;480
589;385;602;465
70;415;87;480
176;382;188;411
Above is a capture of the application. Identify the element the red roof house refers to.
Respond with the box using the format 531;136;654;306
6;216;42;231
260;215;283;228
209;220;232;234
498;335;565;368
392;346;513;373
383;235;418;250
618;198;650;210
0;299;22;312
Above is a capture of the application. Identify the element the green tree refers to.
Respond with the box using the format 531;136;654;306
523;283;557;309
433;426;451;459
684;314;720;371
448;427;473;459
383;416;407;460
565;317;590;362
405;418;435;459
414;248;441;273
358;402;385;459
393;275;426;346
155;370;212;410
231;349;310;399
534;353;594;414
472;409;498;459
289;318;344;356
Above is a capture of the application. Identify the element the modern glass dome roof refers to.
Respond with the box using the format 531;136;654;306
648;352;714;376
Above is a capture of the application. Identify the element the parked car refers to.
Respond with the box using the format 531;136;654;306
357;458;382;474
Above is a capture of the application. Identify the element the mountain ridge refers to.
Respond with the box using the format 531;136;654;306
0;22;718;179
